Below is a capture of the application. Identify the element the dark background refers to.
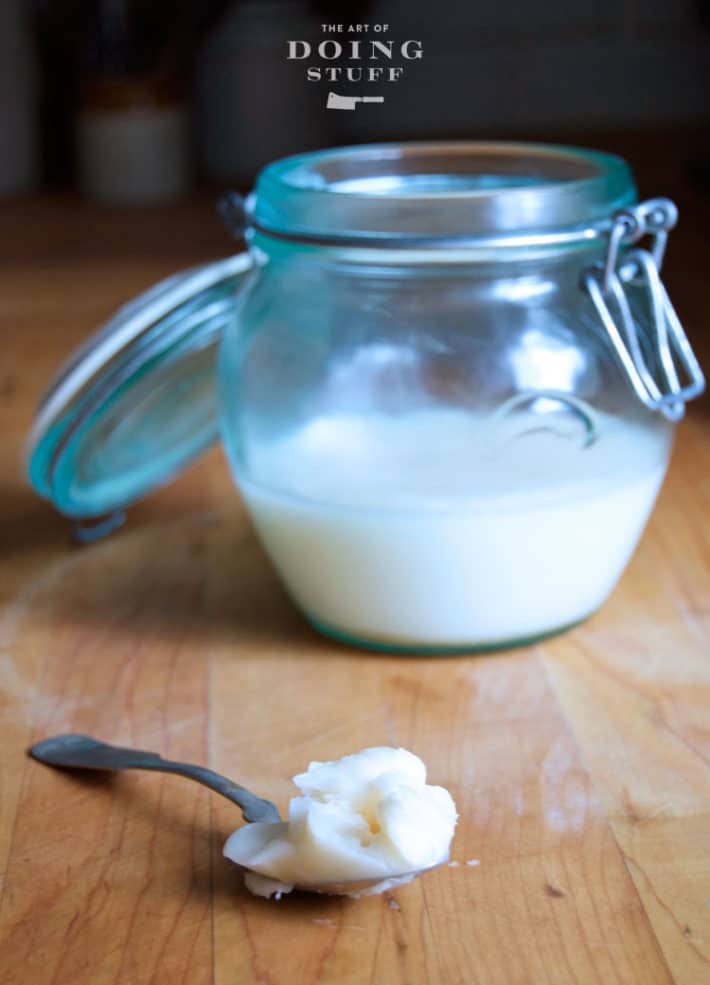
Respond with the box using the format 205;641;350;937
9;0;710;194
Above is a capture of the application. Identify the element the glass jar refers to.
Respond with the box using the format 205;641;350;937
28;142;705;652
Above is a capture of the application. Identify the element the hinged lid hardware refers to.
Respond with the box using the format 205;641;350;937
581;198;705;420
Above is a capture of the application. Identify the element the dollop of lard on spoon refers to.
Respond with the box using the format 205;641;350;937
223;747;458;899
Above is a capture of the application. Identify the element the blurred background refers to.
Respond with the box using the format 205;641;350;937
3;0;710;201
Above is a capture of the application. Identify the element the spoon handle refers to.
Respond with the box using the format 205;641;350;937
29;734;281;824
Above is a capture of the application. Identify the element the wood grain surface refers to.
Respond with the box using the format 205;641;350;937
1;139;709;984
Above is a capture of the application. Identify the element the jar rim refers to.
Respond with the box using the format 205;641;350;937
249;141;636;248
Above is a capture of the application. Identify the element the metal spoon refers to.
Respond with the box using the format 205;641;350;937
28;734;434;896
29;733;281;822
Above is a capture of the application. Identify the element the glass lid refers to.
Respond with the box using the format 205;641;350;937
27;254;252;528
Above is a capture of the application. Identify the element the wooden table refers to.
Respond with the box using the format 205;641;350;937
1;152;709;984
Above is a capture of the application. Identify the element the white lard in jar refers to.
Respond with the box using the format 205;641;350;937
238;405;669;649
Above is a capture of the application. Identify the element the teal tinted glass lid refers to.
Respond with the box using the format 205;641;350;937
27;254;251;530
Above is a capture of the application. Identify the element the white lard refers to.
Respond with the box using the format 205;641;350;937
224;747;457;898
238;408;668;648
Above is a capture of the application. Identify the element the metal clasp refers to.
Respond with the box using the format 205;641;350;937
581;197;705;420
217;192;249;238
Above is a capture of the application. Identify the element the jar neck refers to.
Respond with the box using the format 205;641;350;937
250;142;636;244
249;228;607;270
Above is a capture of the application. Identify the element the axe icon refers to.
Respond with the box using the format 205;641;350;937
327;92;385;110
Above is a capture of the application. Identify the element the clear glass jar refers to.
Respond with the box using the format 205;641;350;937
28;142;705;652
216;143;697;651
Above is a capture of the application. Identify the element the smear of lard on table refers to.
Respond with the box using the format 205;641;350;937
223;747;458;899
